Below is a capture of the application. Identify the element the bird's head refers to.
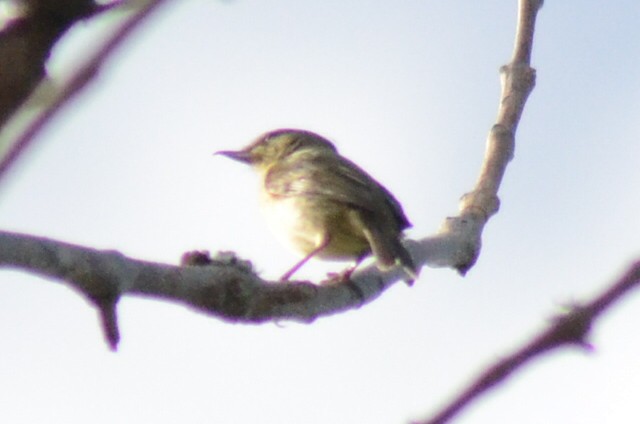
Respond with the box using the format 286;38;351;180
216;129;337;170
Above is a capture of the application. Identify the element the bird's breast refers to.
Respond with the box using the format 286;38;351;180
259;191;370;260
259;193;321;254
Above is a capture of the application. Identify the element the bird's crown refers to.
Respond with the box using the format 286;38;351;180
245;129;337;165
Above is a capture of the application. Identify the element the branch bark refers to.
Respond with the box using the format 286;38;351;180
0;230;406;348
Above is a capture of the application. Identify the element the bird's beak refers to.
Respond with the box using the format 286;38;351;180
214;149;253;164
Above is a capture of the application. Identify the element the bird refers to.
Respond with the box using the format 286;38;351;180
216;129;418;283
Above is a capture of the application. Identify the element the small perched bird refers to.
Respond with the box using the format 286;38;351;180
216;129;418;283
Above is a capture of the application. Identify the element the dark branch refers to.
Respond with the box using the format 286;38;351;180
417;260;640;424
0;0;167;181
0;0;98;127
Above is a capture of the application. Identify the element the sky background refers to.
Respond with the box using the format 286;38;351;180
1;1;640;423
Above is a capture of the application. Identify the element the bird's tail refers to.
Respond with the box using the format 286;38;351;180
394;243;419;286
366;228;419;285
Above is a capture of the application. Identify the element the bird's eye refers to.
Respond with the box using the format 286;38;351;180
286;138;302;154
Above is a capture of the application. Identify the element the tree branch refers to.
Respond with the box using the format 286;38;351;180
0;0;167;181
0;224;485;348
416;0;542;274
0;0;99;128
416;259;640;424
0;230;411;348
0;0;544;351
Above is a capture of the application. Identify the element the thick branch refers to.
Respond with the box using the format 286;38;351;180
0;0;166;180
0;0;98;127
0;230;410;346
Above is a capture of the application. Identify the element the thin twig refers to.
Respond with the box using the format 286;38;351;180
417;0;542;275
417;260;640;424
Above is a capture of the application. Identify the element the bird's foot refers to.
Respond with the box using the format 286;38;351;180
323;266;357;285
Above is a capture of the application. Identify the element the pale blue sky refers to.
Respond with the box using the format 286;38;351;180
1;1;640;423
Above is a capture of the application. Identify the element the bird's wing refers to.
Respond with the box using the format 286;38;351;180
265;153;412;230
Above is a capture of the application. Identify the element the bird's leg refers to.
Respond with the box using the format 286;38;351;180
280;235;331;281
337;254;367;282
